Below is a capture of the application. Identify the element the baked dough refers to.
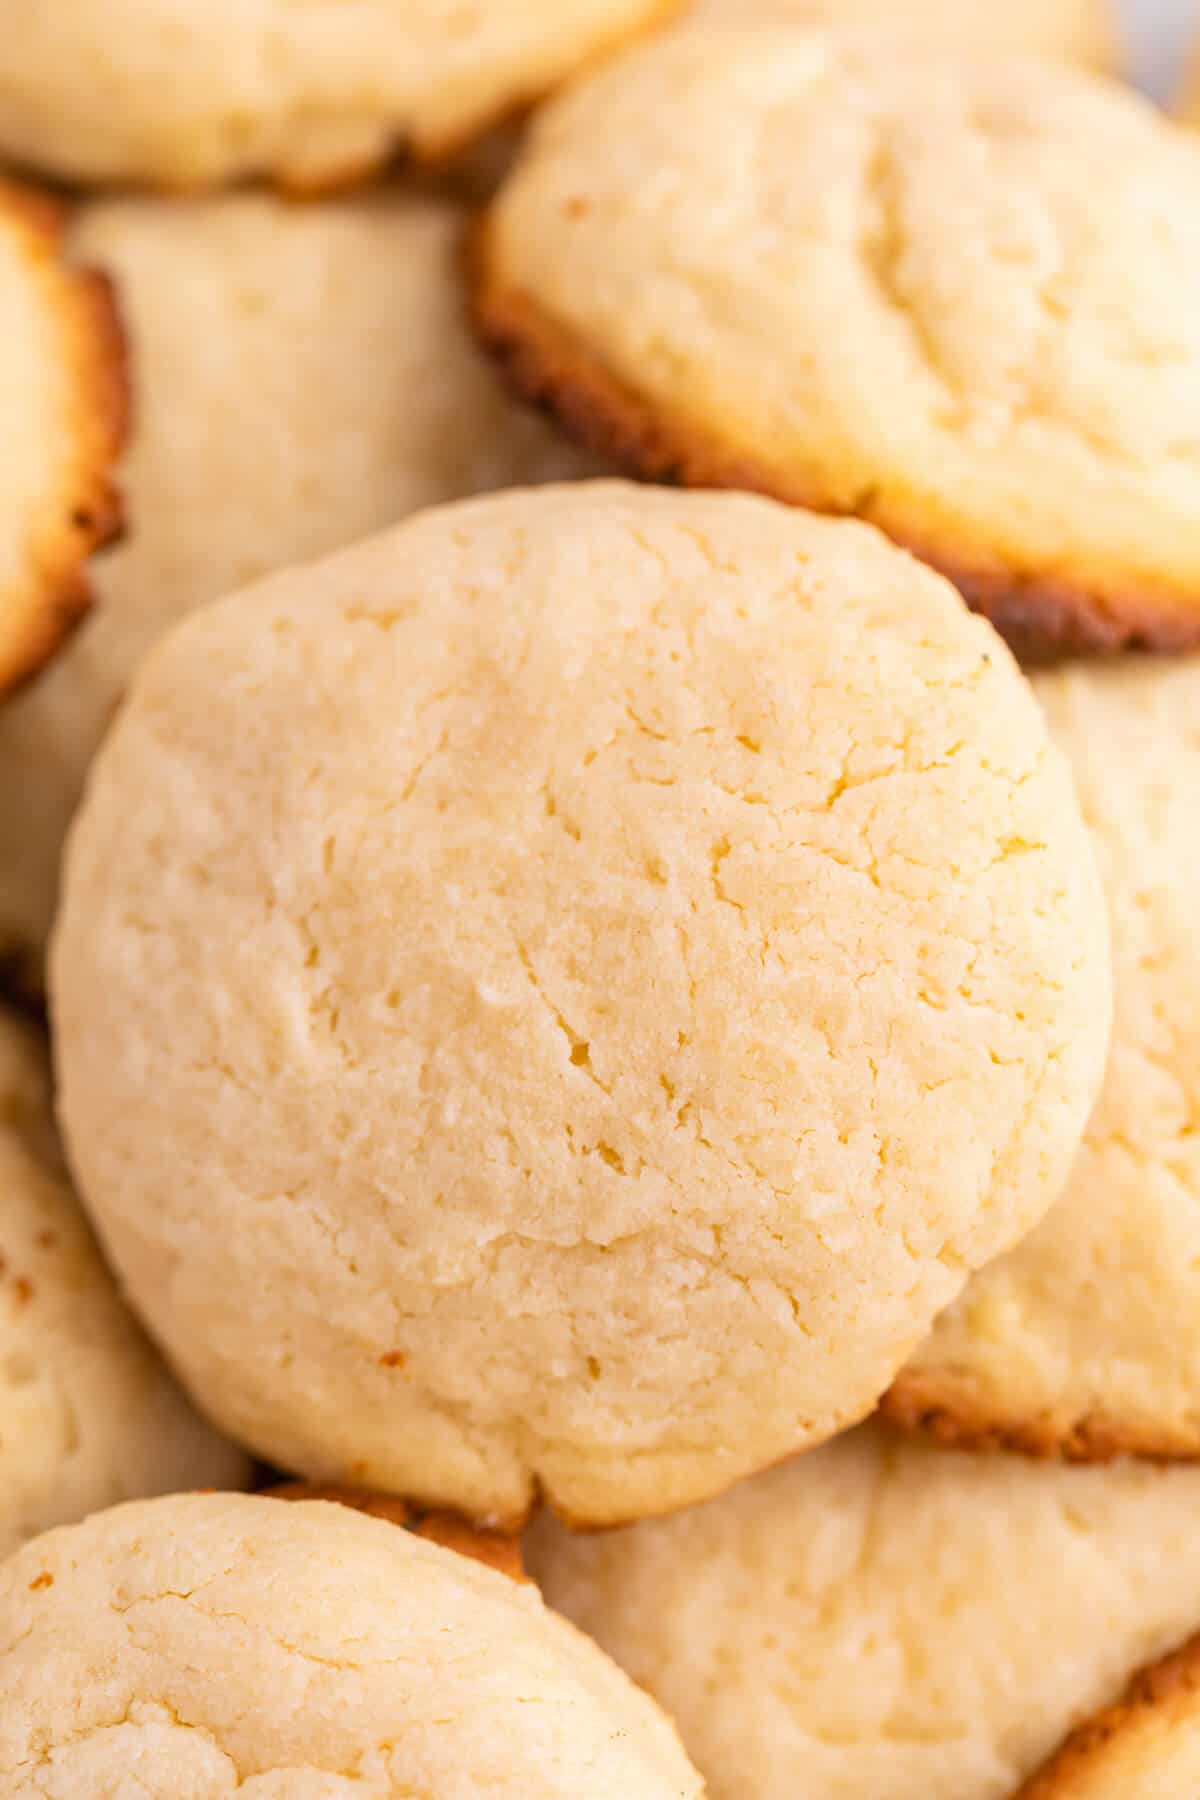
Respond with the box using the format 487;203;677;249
0;1007;247;1559
529;1423;1200;1800
0;0;680;189
0;1490;703;1797
0;178;124;695
886;659;1200;1459
51;482;1109;1526
475;31;1200;652
0;188;592;991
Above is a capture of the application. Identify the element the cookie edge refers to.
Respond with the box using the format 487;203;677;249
0;176;128;696
469;215;1200;657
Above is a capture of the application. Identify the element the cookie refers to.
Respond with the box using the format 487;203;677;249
0;1491;703;1798
51;482;1109;1528
0;188;594;993
270;1481;528;1582
885;658;1200;1461
0;0;679;190
1017;1631;1200;1798
0;1006;247;1560
0;178;125;696
692;0;1119;71
528;1422;1200;1800
474;31;1200;653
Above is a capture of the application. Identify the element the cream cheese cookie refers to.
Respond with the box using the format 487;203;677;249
475;32;1200;653
0;1007;247;1560
0;0;679;191
1017;1632;1200;1799
886;658;1200;1460
692;0;1118;71
0;1490;703;1798
51;483;1109;1527
0;189;594;993
0;178;125;696
528;1423;1200;1800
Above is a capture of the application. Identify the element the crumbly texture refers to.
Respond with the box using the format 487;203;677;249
527;1423;1200;1800
0;178;125;696
475;32;1200;653
886;658;1200;1460
0;1491;702;1798
0;189;596;993
51;482;1109;1527
691;0;1118;70
0;1008;247;1561
0;0;679;190
1017;1632;1200;1798
269;1483;528;1582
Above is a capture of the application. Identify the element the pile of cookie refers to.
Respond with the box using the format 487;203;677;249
2;2;1200;1794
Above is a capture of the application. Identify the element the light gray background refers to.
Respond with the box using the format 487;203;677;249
1122;0;1199;96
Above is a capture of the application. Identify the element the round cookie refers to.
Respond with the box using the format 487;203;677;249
0;188;594;993
0;1006;247;1560
886;658;1200;1460
0;1491;703;1798
474;31;1200;653
0;0;679;191
51;482;1110;1527
0;178;124;696
528;1422;1200;1800
1018;1632;1200;1799
691;0;1118;71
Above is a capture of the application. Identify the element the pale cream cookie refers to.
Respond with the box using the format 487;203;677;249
0;1006;247;1560
528;1422;1200;1800
0;178;125;696
0;188;594;992
886;658;1200;1460
691;0;1119;72
0;0;680;190
51;482;1109;1527
475;31;1200;652
0;1490;703;1797
1017;1630;1200;1798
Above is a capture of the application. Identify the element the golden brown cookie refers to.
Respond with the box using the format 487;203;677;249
270;1481;527;1581
0;178;125;695
885;658;1200;1462
475;30;1200;653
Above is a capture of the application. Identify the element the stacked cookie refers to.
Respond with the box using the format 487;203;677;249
3;3;1200;1795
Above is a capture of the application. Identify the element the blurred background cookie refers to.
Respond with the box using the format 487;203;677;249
0;1491;702;1796
475;30;1200;653
0;0;679;190
0;187;595;993
0;1006;246;1560
691;0;1120;71
887;659;1200;1460
0;178;124;697
529;1421;1200;1800
51;483;1108;1527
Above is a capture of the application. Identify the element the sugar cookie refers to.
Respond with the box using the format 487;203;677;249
52;483;1109;1526
476;32;1200;651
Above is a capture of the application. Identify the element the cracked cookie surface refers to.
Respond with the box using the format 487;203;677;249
528;1422;1200;1800
887;658;1200;1461
0;1490;702;1798
0;0;678;190
475;32;1200;652
0;178;125;696
0;1008;247;1560
0;188;596;995
51;482;1109;1527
